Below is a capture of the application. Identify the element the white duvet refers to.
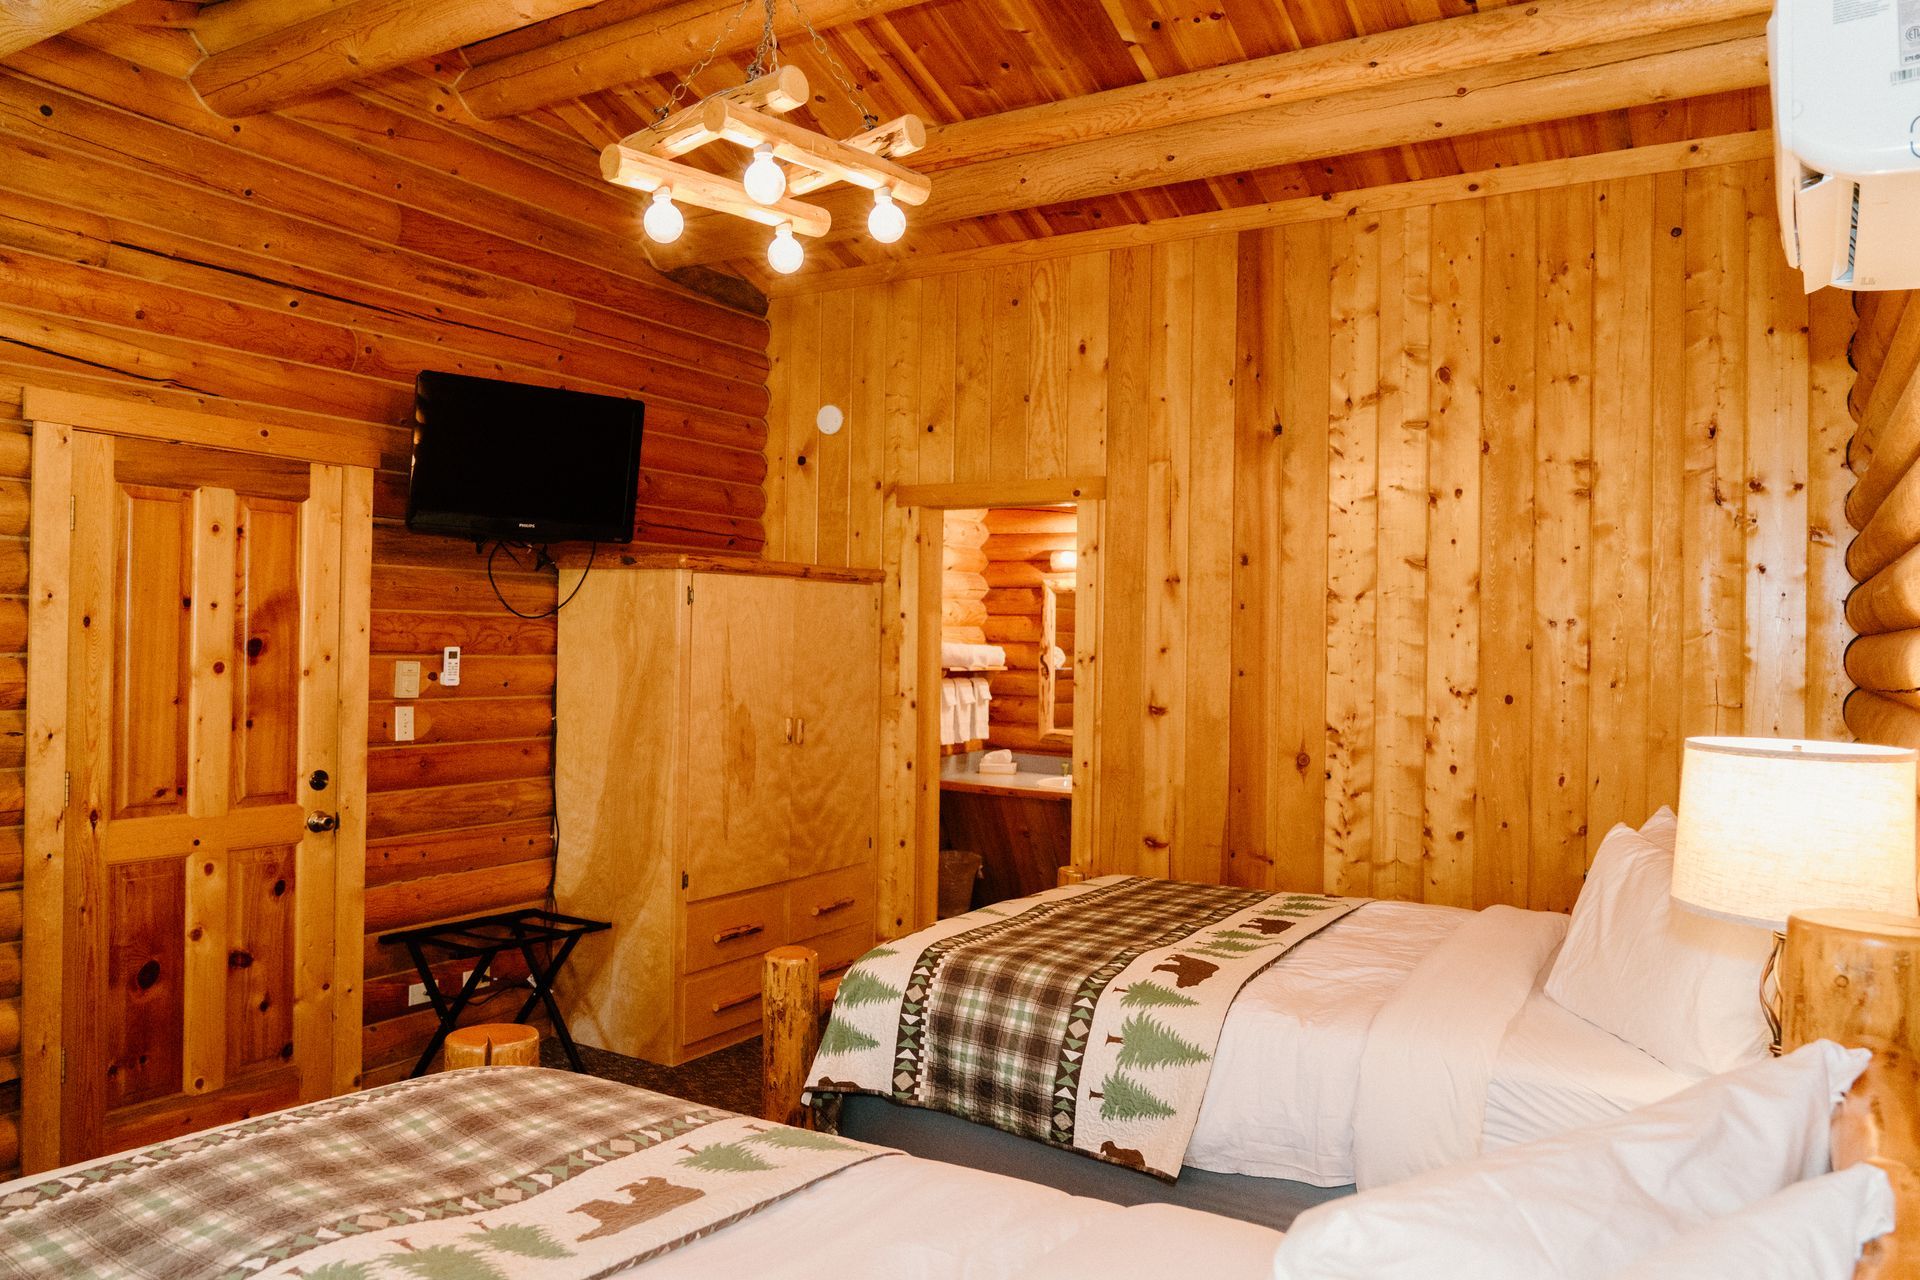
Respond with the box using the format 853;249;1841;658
1185;900;1698;1187
633;1152;1282;1280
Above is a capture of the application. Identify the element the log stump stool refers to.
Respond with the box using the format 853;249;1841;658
442;1023;541;1070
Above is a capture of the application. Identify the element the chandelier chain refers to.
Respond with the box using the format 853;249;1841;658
646;0;882;137
647;0;757;127
787;0;880;129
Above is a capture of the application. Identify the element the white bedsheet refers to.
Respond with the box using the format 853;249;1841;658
1184;900;1697;1186
630;1151;1282;1280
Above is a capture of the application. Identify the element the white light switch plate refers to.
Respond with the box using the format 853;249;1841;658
393;660;421;699
393;705;415;742
441;646;461;687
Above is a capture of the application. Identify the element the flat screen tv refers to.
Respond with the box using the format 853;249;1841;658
406;371;644;544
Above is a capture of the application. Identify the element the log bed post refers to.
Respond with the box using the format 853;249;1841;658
762;945;820;1127
1057;866;1087;887
1779;909;1920;1279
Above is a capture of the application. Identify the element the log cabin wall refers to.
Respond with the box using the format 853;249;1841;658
1841;293;1920;749
942;509;988;644
0;30;770;1153
766;154;1855;925
982;507;1076;753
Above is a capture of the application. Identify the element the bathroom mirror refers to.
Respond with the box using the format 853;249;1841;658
1040;575;1075;742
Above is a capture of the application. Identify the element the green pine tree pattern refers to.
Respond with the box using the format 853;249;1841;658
677;1141;775;1173
833;969;903;1008
1113;1014;1210;1070
1095;1071;1176;1122
463;1224;572;1260
384;1246;509;1280
303;1264;374;1280
818;1018;880;1056
1118;980;1198;1010
745;1127;860;1152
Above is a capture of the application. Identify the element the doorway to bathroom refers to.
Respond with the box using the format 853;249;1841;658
936;501;1083;917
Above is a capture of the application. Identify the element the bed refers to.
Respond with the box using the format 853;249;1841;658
0;1039;1905;1280
772;812;1776;1226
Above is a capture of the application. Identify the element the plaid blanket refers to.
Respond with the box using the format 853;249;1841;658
0;1068;892;1280
808;876;1364;1179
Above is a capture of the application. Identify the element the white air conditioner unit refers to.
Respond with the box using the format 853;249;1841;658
1771;0;1920;292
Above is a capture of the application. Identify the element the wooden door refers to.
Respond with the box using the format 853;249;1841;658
51;431;368;1160
788;581;879;880
683;573;794;901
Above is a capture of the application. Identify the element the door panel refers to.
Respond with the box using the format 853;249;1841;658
104;859;185;1109
232;498;303;808
225;843;297;1077
684;574;793;901
113;487;194;820
788;582;879;879
56;430;366;1162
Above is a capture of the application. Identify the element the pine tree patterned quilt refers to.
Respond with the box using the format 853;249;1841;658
0;1067;894;1280
807;875;1364;1181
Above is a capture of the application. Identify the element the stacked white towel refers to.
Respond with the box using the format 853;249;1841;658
940;641;1007;670
937;674;996;745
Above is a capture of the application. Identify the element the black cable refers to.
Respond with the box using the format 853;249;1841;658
485;539;597;620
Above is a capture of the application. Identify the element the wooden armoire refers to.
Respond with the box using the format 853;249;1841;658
553;554;882;1065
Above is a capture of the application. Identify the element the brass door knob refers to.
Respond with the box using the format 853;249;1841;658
306;811;339;833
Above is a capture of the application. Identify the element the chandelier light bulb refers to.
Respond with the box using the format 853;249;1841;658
642;187;684;244
743;144;787;205
868;187;907;244
768;224;805;275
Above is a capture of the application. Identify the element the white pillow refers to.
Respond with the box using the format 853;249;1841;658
1638;804;1677;852
1544;818;1774;1074
1612;1163;1895;1280
1270;1041;1870;1280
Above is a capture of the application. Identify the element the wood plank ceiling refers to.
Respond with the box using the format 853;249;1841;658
87;0;1777;292
451;0;1770;286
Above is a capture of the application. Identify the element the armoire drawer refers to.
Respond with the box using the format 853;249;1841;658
814;921;879;978
684;883;789;973
681;954;765;1045
788;863;874;943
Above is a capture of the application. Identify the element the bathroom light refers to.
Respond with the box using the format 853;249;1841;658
868;187;907;243
743;144;787;205
1049;549;1078;573
642;187;684;244
767;224;805;275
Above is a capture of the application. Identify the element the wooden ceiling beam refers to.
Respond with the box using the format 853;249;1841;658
0;0;135;57
188;0;607;117
912;0;1771;171
454;0;926;122
664;20;1768;267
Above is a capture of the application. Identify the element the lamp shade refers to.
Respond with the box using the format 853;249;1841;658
1672;736;1919;929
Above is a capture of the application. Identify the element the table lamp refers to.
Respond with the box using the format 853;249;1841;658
1672;736;1919;1052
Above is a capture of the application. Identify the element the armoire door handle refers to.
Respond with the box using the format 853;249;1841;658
784;717;794;744
795;718;805;746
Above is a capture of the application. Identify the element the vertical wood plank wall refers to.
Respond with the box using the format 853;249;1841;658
0;32;771;1148
766;157;1855;926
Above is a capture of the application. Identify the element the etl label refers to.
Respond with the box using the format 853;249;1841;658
1902;0;1920;71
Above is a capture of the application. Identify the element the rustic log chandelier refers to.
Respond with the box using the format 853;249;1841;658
599;0;930;275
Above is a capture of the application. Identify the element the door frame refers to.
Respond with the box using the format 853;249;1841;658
890;477;1106;931
19;388;378;1173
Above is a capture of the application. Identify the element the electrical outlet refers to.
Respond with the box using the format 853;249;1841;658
441;646;461;687
407;967;473;1006
393;660;421;699
393;705;415;743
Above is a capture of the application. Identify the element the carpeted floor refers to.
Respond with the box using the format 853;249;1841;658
540;1035;763;1115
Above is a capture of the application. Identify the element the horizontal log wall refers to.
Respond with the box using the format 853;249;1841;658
766;156;1853;918
1842;290;1920;751
982;506;1076;752
941;509;987;644
0;29;769;1130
